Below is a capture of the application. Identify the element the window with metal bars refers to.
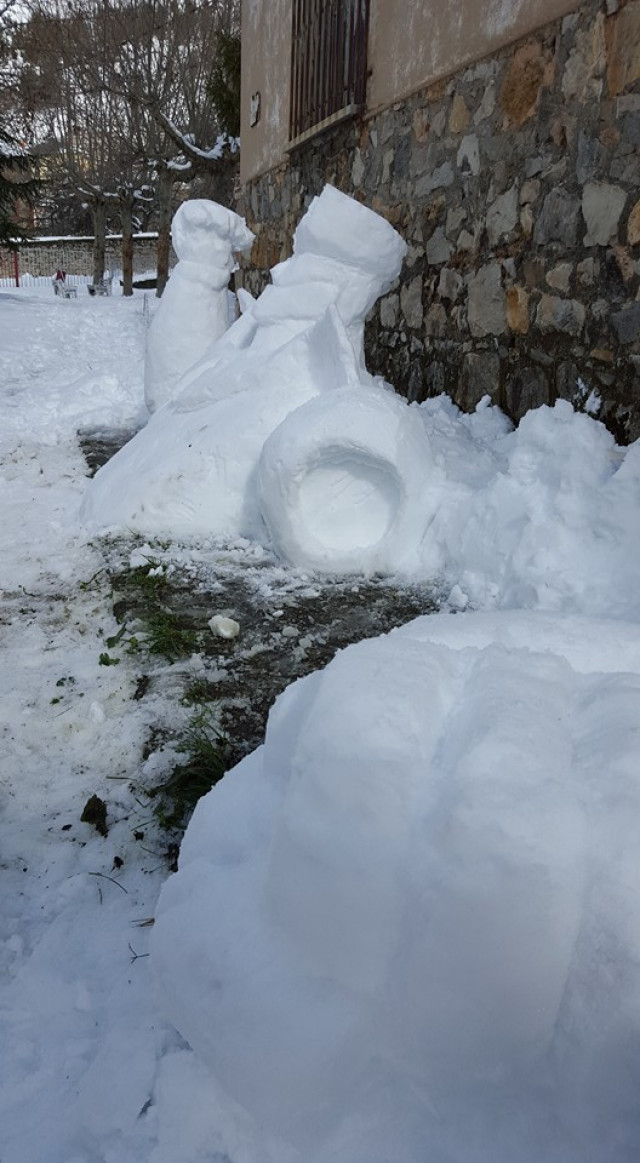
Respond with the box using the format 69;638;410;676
289;0;370;142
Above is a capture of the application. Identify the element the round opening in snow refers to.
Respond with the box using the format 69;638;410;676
296;452;401;553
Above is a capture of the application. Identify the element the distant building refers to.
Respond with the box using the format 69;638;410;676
240;0;640;441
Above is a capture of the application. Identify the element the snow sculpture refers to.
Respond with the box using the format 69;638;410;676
83;186;435;573
152;610;640;1162
144;199;255;413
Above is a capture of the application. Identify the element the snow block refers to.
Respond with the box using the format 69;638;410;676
257;385;434;573
144;199;254;413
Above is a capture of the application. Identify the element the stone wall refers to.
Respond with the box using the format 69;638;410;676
2;234;171;279
239;0;640;442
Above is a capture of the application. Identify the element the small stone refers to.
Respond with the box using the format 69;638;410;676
607;2;640;96
534;188;580;247
523;257;546;288
449;93;470;134
412;108;430;142
437;267;463;302
424;303;447;338
379;294;398;329
622;113;640;146
628;199;640;246
590;348;615;363
426;226;453;265
536;295;586;336
431;109;446;137
415;162;454;197
382;150;394;184
400;276;423;328
504;366;551;418
459;352;500;411
474;81;496;124
546;263;572;292
577;257;595;285
576;131;602;185
600;126;620;150
561;12;605;102
457;134;480;176
582;182;627;246
613;245;635;284
611;303;640;344
467;263;506;338
209;615;240;639
506;285;530;334
520;205;534;238
457;229;476;252
81;794;108;837
486;183;519;246
351;149;365;187
500;39;549;126
520;179;540;205
445;206;467;237
617;94;640;115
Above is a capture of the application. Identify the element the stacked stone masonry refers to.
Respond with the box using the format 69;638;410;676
240;0;640;442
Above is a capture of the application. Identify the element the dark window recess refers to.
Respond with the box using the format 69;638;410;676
290;0;370;141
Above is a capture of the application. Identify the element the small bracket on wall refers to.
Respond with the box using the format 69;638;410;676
250;92;261;127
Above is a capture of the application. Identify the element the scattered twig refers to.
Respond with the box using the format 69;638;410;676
128;942;150;963
88;871;128;893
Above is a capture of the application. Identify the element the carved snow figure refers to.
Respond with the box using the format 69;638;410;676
83;186;436;573
144;199;255;413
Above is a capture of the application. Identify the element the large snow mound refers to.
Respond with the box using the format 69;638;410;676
152;610;640;1163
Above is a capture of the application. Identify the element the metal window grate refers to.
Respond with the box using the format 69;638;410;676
290;0;369;141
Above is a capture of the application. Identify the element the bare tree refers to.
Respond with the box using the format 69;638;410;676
16;0;240;291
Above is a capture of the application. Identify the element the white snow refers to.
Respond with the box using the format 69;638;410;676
83;187;414;572
2;245;640;1163
153;611;640;1163
144;200;254;412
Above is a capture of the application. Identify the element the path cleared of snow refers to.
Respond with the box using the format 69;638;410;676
2;285;640;1163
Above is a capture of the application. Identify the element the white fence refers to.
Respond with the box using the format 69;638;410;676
0;272;96;290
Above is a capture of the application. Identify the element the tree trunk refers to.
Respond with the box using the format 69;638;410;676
156;166;173;297
91;198;106;286
121;196;134;297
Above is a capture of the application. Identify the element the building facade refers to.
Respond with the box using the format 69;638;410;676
240;0;640;441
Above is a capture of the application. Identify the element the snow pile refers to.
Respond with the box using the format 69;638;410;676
83;186;424;573
153;610;640;1162
421;396;640;619
144;199;255;413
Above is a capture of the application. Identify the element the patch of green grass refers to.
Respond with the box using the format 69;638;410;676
181;677;215;706
143;608;198;662
151;709;231;830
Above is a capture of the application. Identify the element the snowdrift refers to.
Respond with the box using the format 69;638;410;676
153;610;640;1163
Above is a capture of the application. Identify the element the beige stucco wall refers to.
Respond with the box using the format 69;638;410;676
367;0;580;111
241;0;581;182
240;0;292;184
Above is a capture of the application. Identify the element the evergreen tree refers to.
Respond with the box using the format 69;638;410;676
0;126;40;248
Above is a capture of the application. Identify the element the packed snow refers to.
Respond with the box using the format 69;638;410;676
154;611;640;1163
83;187;420;574
2;211;640;1163
144;199;254;413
